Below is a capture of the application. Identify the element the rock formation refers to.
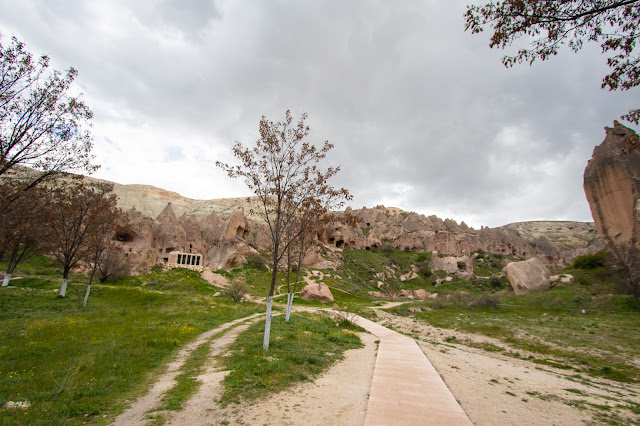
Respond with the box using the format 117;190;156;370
504;258;550;295
584;121;640;276
301;283;334;302
428;251;474;279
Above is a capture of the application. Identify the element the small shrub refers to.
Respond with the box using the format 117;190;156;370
247;253;269;271
225;281;249;302
572;252;607;269
489;276;502;288
416;253;428;262
468;295;500;309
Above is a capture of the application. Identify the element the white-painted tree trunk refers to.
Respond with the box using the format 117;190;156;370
285;293;293;322
82;284;91;307
2;273;10;287
59;278;68;297
263;296;273;350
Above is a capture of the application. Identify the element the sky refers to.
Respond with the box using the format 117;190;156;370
1;0;638;229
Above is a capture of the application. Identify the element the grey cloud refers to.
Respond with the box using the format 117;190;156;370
0;0;638;227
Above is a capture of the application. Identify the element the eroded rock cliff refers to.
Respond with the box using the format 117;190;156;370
584;121;640;272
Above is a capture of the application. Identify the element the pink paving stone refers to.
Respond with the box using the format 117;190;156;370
352;316;473;425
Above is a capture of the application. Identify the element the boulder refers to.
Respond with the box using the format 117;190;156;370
400;271;418;282
560;274;574;283
301;283;334;302
368;291;383;298
398;289;414;299
584;121;640;277
504;258;550;295
413;289;431;299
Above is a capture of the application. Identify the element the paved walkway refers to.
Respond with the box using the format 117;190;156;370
354;315;473;425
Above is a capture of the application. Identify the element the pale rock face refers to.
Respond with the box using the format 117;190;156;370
301;283;334;302
208;238;257;270
428;251;474;277
217;207;249;241
413;289;431;299
504;258;550;295
584;121;640;274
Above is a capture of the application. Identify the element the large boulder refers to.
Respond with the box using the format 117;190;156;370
413;289;431;299
301;283;334;302
584;121;640;274
504;258;550;295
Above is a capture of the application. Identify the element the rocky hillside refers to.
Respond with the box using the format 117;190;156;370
2;167;607;273
498;221;599;250
102;178;606;272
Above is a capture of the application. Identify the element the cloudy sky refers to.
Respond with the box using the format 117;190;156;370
1;0;637;228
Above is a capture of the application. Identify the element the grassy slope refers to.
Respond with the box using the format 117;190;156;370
0;258;261;425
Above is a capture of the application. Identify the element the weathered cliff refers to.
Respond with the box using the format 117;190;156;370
584;121;640;272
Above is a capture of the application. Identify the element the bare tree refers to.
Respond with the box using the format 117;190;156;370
97;243;130;283
465;1;640;127
0;184;50;286
0;33;95;214
46;180;115;298
217;110;350;349
83;189;123;306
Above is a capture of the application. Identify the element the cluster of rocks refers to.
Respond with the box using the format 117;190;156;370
368;289;439;300
323;207;603;269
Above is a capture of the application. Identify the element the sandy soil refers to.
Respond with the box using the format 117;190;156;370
201;268;229;288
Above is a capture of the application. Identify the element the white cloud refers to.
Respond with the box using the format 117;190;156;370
0;0;638;228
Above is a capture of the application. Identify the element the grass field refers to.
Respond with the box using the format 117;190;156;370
0;258;262;425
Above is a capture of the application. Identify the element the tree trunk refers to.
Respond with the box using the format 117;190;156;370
263;296;273;350
285;234;305;322
59;266;70;297
83;284;91;307
285;293;293;321
2;273;10;287
59;278;68;297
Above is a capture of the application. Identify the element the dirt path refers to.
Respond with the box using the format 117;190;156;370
113;314;261;426
165;317;262;425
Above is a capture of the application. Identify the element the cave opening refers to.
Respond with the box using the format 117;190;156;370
115;232;134;243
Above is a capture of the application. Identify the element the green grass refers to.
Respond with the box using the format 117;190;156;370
219;313;362;405
0;257;262;425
